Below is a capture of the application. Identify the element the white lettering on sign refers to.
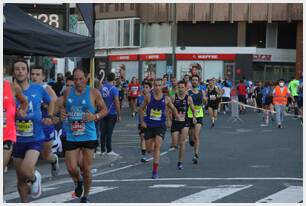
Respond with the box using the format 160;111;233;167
253;54;272;61
28;13;60;28
147;55;159;59
119;56;130;60
197;55;218;59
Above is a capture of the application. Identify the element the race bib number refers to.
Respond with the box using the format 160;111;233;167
3;109;7;128
70;120;85;136
177;111;186;120
209;95;216;100
16;120;34;137
195;105;202;115
149;109;162;121
131;86;138;95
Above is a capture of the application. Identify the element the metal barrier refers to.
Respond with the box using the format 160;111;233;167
227;95;243;123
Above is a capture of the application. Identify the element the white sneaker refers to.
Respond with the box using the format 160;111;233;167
31;170;42;199
107;151;120;157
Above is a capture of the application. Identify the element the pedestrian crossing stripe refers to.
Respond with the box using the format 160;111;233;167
5;184;303;203
30;186;117;203
256;186;303;203
172;184;253;203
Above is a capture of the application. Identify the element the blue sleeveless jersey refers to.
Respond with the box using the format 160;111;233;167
144;94;166;127
66;86;97;142
16;83;51;143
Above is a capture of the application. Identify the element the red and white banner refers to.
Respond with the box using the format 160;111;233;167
176;54;236;61
108;54;138;61
139;54;167;61
253;54;272;61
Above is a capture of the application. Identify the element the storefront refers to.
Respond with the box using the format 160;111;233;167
108;54;139;82
175;54;236;81
140;54;167;80
252;53;296;82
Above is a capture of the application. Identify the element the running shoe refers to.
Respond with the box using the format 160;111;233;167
277;124;283;129
192;155;199;164
177;162;184;170
210;122;215;128
107;151;121;157
152;172;159;179
51;154;59;177
80;196;89;203
74;180;83;198
31;170;42;199
140;155;148;163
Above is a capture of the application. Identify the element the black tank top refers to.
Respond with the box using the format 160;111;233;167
173;94;188;120
207;87;218;102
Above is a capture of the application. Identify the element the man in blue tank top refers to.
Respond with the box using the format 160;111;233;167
31;66;59;177
139;78;179;179
61;68;108;203
12;59;53;202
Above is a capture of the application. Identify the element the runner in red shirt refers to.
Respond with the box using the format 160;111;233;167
237;79;247;113
128;77;141;117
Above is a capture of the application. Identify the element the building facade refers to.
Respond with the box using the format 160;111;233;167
76;3;302;83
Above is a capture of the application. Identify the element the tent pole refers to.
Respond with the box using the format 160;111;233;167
90;57;95;87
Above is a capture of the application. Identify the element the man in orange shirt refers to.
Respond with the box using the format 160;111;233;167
273;79;294;128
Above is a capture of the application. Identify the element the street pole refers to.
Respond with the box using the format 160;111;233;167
171;3;177;79
64;3;70;74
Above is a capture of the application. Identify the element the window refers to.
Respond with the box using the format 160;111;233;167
123;20;130;46
115;4;119;11
277;22;296;49
177;22;237;47
77;18;141;48
246;22;266;48
130;3;135;10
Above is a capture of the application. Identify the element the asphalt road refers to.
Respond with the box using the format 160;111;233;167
5;108;303;203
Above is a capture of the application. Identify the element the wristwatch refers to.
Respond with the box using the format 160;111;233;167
95;113;100;120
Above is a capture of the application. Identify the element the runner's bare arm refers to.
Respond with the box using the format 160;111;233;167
139;95;149;127
13;82;28;117
60;87;71;120
166;96;179;120
114;94;121;121
188;96;197;118
46;85;58;116
93;88;108;121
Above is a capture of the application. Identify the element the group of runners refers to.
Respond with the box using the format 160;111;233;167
3;59;303;203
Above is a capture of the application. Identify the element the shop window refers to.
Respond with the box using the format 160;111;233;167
246;22;266;48
177;22;237;47
78;18;140;48
277;22;297;49
253;65;265;81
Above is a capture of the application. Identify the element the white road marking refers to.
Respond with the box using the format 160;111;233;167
113;130;129;132
149;184;186;188
256;186;303;203
92;177;302;183
172;185;252;203
30;186;116;203
5;187;57;201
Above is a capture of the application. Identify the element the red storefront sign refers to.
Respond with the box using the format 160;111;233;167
139;54;167;61
253;54;272;61
108;54;138;61
176;54;236;60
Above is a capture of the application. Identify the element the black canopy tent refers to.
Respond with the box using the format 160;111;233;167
3;4;94;58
